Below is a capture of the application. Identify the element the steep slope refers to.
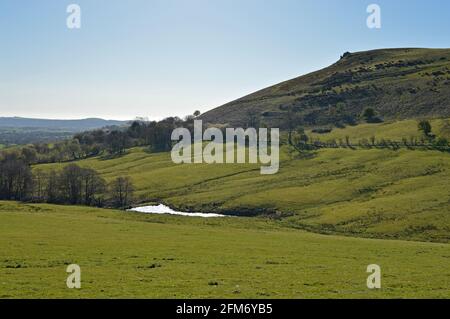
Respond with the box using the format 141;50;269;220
200;48;450;127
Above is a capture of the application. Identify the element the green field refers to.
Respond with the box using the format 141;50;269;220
35;119;450;243
1;201;449;298
308;118;450;141
2;119;449;298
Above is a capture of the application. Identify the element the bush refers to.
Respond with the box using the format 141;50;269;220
433;137;449;148
418;120;432;137
361;108;383;124
312;128;333;134
367;116;384;124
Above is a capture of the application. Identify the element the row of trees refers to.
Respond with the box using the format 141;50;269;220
12;114;202;165
0;111;203;209
0;151;134;208
287;120;449;152
75;114;206;156
282;106;380;146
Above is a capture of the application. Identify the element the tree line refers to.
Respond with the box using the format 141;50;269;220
287;119;449;152
0;150;134;208
1;110;448;208
0;110;214;210
6;113;203;165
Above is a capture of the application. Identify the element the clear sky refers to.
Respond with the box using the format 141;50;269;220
0;0;449;120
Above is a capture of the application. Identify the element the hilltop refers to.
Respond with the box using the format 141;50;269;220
200;48;450;127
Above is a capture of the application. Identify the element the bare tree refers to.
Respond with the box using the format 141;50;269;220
110;176;134;208
81;168;106;206
59;164;83;204
45;170;60;203
0;151;33;201
33;169;46;201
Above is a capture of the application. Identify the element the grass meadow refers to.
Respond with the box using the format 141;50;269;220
1;119;449;298
35;119;450;243
1;201;449;298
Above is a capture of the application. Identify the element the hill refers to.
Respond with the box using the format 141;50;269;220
0;117;126;131
200;48;450;127
0;117;127;145
1;201;449;298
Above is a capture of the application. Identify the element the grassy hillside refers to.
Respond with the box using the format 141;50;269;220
200;48;450;127
35;120;450;243
1;201;449;298
308;118;450;141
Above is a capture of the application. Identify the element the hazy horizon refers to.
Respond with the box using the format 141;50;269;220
0;115;150;121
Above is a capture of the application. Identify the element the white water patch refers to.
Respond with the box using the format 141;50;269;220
128;204;226;218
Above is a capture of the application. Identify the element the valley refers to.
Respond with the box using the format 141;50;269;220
32;118;450;243
1;48;449;299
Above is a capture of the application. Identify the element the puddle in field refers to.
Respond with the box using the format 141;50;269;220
128;204;226;218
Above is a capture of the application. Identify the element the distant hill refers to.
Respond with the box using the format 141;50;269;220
0;117;126;131
0;117;127;145
200;48;450;127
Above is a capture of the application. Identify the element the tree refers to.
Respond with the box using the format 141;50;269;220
59;164;83;204
129;121;145;139
45;170;60;203
33;169;47;201
151;118;179;152
418;120;432;137
345;135;351;147
284;107;302;146
340;52;351;59
106;131;130;155
433;137;448;148
362;108;376;122
55;164;107;205
110;177;134;208
296;127;309;143
291;127;312;151
21;146;38;164
67;139;83;160
80;168;106;206
0;151;33;200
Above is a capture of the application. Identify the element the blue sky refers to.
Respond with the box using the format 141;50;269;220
0;0;449;120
